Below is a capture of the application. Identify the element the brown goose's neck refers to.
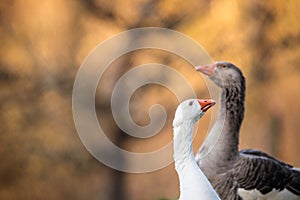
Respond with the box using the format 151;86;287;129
198;79;245;163
219;78;246;155
222;81;245;135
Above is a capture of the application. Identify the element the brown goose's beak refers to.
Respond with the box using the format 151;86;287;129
198;99;216;112
195;63;217;76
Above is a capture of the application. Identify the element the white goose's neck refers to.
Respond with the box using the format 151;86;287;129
173;121;220;200
173;121;195;172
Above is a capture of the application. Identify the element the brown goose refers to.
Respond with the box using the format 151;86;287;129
195;62;300;200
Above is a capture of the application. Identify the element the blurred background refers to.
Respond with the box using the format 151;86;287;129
1;0;300;199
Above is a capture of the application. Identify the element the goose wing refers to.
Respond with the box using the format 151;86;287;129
234;149;300;195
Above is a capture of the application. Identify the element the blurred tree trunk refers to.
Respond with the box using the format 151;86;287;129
247;1;275;83
246;1;282;156
83;0;187;199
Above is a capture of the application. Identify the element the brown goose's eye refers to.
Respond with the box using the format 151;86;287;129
220;64;226;68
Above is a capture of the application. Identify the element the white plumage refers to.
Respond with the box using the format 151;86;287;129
173;99;220;200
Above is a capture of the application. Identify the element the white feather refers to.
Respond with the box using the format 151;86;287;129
173;99;220;200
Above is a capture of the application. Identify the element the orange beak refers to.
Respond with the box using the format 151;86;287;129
195;63;217;76
198;99;216;112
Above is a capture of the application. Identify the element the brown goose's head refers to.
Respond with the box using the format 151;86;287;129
195;61;245;88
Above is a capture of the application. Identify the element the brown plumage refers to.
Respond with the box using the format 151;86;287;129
195;61;300;200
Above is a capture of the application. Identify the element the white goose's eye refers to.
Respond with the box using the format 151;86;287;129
189;101;194;106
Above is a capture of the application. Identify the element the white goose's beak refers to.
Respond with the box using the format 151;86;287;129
195;63;217;76
197;99;216;112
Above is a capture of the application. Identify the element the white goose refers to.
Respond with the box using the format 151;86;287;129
173;99;220;200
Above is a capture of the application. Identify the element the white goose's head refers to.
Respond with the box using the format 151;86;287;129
173;99;216;127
